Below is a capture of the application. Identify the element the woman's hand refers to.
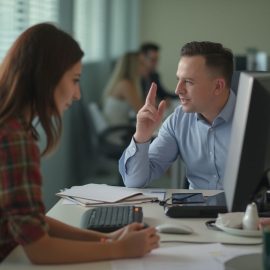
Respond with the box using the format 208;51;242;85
259;218;270;229
107;222;146;241
112;222;160;258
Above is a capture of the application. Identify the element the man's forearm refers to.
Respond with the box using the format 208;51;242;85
119;147;151;188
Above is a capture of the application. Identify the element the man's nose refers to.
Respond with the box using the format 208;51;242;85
175;80;185;95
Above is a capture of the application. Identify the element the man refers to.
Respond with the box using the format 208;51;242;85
140;42;177;100
119;41;235;190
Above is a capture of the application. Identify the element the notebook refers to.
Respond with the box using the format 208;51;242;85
165;192;227;218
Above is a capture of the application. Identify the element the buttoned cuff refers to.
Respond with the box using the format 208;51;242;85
124;137;150;162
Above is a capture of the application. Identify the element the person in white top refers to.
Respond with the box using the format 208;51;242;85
103;52;146;126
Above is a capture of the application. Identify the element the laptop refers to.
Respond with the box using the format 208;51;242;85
164;192;227;218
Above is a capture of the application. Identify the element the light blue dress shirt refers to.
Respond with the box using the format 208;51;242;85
119;90;236;190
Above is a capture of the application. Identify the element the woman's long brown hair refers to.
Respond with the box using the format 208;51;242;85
0;23;84;155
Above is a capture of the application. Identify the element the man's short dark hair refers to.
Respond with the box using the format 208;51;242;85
181;41;234;88
140;42;160;55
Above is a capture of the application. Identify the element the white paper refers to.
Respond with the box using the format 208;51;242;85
57;184;159;204
57;184;143;203
61;194;156;206
143;191;166;201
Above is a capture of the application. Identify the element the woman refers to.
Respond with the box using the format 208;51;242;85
103;52;146;126
0;23;159;264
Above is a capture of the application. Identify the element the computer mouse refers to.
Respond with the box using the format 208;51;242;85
156;223;193;234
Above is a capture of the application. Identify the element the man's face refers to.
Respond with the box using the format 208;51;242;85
175;56;218;116
143;50;159;73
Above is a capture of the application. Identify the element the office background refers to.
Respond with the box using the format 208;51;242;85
0;0;270;209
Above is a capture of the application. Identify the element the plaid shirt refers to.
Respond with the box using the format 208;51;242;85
0;117;48;262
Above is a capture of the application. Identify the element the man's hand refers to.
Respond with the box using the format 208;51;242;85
134;83;166;143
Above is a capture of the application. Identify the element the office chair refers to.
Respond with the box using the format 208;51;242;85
81;100;135;185
87;102;135;159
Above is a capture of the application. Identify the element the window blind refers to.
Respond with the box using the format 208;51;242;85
73;0;107;63
73;0;140;63
0;0;59;62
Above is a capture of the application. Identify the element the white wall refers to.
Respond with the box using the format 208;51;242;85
139;0;270;90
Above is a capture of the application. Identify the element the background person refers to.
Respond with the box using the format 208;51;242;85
119;41;235;190
140;42;177;101
0;23;159;264
102;51;146;126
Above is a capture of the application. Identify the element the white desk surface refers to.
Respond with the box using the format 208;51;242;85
3;189;263;269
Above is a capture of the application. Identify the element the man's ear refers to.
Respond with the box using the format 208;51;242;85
214;78;226;95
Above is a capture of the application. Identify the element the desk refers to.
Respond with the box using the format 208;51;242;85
3;189;263;269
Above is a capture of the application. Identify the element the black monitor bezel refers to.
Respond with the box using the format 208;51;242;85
224;72;270;212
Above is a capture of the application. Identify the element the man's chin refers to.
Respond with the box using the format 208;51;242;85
181;105;193;113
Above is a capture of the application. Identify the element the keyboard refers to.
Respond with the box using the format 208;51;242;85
80;205;143;232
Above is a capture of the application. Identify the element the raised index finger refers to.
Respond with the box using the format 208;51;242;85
145;82;157;106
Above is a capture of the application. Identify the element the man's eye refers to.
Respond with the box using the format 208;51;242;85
185;80;193;85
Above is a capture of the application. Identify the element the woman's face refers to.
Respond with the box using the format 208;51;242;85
54;61;82;115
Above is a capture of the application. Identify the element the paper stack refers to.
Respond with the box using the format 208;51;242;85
56;183;160;206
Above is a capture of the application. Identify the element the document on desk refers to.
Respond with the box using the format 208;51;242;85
111;243;260;270
56;183;159;206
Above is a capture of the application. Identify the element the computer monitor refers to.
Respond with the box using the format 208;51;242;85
224;72;270;212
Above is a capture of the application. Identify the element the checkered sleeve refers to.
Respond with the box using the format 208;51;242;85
0;130;48;246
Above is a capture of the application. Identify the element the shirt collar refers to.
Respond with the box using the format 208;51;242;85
216;89;236;122
196;89;236;125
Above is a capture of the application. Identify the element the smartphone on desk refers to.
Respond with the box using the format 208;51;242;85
172;192;205;204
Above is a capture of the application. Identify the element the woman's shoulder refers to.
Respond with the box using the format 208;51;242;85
117;79;134;91
1;117;21;132
110;79;136;99
0;118;40;161
0;117;32;142
104;96;130;108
